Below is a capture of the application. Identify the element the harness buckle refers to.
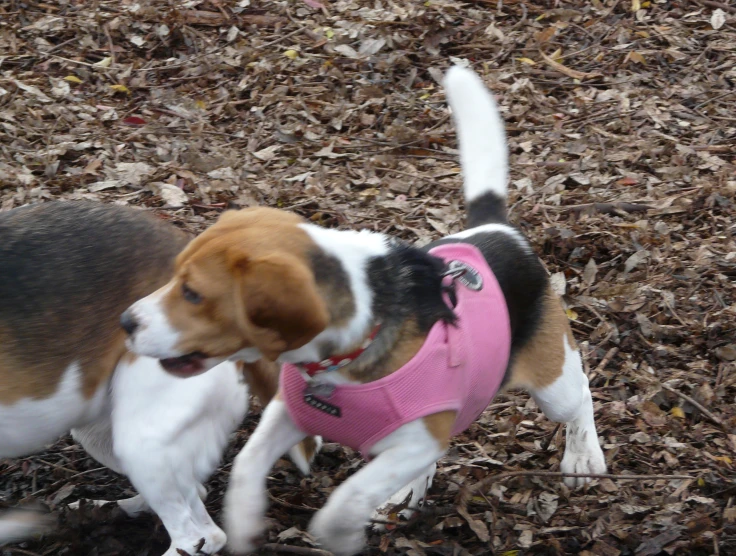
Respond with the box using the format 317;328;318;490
304;381;337;399
443;260;484;291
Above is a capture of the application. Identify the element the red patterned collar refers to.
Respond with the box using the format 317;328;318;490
297;325;381;377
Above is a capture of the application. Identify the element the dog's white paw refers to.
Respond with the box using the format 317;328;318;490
66;500;88;511
371;463;435;531
372;504;417;532
166;525;227;556
200;525;228;554
560;425;607;488
225;515;265;554
310;509;365;556
68;495;149;517
224;490;266;554
67;499;116;513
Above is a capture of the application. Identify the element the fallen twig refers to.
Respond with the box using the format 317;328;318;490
538;49;601;80
31;467;106;497
458;470;695;509
6;549;43;556
661;383;724;426
692;0;736;14
268;493;319;512
593;347;619;375
545;202;652;216
261;543;333;555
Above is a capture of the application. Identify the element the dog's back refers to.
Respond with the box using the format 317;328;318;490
0;202;188;410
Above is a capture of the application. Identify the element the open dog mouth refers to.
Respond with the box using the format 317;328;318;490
159;352;208;377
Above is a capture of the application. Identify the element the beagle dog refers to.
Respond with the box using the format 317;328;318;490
0;202;316;555
123;66;608;555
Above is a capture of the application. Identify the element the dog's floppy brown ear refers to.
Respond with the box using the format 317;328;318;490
230;251;329;361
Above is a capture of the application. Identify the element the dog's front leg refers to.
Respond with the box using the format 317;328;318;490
224;398;306;554
310;419;446;556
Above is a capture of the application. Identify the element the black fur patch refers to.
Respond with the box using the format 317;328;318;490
309;249;355;323
466;191;507;228
367;242;456;333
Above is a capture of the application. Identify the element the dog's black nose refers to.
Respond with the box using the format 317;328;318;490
120;310;139;336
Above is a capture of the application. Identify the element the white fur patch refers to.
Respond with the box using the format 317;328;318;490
109;356;248;554
280;224;389;364
225;400;308;554
444;66;508;203
125;283;183;359
309;419;445;556
228;347;262;363
447;223;531;252
0;362;107;458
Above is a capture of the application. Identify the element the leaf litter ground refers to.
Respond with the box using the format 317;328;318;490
1;0;735;555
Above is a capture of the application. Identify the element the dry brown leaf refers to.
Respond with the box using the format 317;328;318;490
538;49;600;79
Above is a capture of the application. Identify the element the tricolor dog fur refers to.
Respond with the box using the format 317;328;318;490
124;66;608;555
0;202;316;555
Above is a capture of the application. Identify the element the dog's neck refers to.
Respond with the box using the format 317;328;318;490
279;225;455;383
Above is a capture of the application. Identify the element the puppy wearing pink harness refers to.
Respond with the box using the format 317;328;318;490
127;66;609;556
280;242;511;457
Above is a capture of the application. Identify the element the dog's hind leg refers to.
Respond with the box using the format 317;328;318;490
506;288;607;488
525;335;607;488
71;420;151;517
114;441;226;556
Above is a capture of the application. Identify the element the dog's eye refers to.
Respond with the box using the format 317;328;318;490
182;283;202;304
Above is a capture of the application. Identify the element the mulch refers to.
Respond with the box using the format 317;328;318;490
1;0;734;554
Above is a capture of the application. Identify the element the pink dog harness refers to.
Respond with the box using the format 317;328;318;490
281;243;511;458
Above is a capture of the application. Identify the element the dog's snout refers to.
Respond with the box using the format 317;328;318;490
120;310;139;336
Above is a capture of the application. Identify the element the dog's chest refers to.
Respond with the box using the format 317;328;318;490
0;362;109;458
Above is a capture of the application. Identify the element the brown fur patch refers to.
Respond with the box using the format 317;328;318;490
0;324;131;405
240;359;281;408
296;435;319;463
342;320;428;383
1;330;129;405
423;410;457;450
81;332;129;399
158;208;334;362
239;358;318;467
505;287;577;390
